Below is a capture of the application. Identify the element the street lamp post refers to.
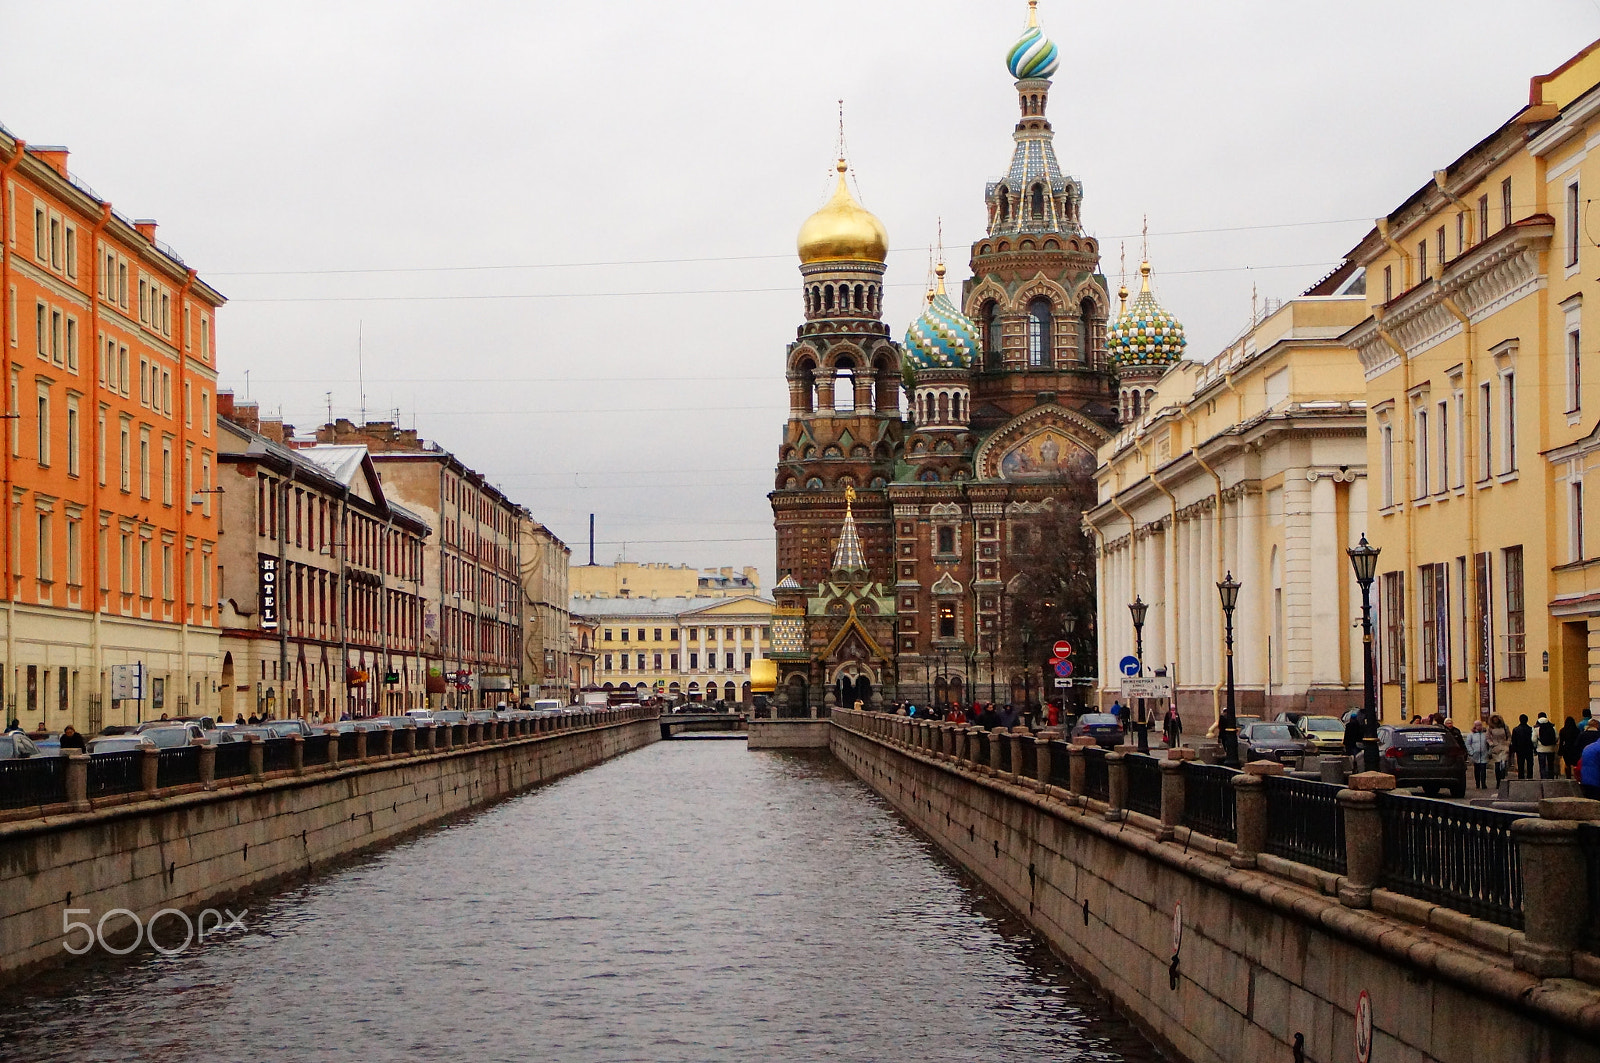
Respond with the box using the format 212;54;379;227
1216;573;1240;767
1347;533;1382;773
1129;596;1148;752
1062;613;1077;721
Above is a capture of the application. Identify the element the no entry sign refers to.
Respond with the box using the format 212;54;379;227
1052;640;1072;658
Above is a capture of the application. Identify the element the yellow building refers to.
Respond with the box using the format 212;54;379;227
1344;40;1600;725
571;594;773;704
1090;282;1370;728
569;561;760;601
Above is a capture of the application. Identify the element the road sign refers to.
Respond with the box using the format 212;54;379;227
1053;678;1072;688
1122;676;1173;699
110;663;144;702
1054;659;1075;678
1052;640;1073;658
1119;655;1141;677
1354;990;1372;1063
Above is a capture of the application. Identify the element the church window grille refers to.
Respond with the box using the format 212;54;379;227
952;393;962;421
1027;298;1053;367
834;362;856;412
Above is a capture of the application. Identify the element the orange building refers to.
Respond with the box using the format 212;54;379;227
0;126;224;732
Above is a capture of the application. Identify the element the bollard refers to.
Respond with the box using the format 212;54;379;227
198;743;218;788
247;735;266;781
467;722;481;745
1159;756;1186;841
1068;739;1093;796
324;728;341;768
65;754;90;811
1035;732;1056;789
989;727;1005;774
290;733;306;775
1105;752;1127;820
1337;771;1395;907
400;726;418;755
353;729;369;762
140;746;161;795
1230;761;1283;868
1511;797;1600;976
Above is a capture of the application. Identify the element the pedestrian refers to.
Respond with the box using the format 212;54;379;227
1343;712;1364;759
58;725;85;752
999;704;1019;728
1109;699;1123;722
4;717;16;732
234;713;246;725
1511;714;1535;779
159;712;169;722
1443;717;1462;743
1046;702;1060;728
247;714;260;726
1487;714;1511;785
1464;720;1489;790
1536;713;1560;778
1581;725;1600;800
1561;716;1584;779
1583;716;1600;752
1164;705;1183;749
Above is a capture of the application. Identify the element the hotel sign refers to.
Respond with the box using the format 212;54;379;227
259;555;279;630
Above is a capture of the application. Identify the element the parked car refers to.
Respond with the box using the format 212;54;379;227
262;719;313;738
137;724;205;749
532;699;562;715
85;734;156;754
433;710;468;726
405;709;435;725
1297;715;1347;754
32;734;64;756
466;710;500;724
1071;713;1124;748
0;733;43;759
1377;725;1468;797
1238;721;1313;764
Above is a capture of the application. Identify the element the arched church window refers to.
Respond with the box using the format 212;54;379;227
982;300;1002;369
1132;391;1143;419
834;359;856;412
937;526;955;554
996;186;1010;225
1079;297;1095;364
1027;298;1053;368
854;284;865;310
1031;184;1046;220
823;286;834;311
952;393;962;421
797;359;817;414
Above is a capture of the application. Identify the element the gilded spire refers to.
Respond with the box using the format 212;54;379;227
832;487;866;573
1027;0;1039;27
1118;241;1129;313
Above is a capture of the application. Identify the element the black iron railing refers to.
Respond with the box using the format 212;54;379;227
155;746;201;789
1014;737;1036;781
86;751;143;798
1125;754;1163;818
213;742;253;780
261;738;296;774
1580;822;1600;952
1377;793;1526;929
338;732;361;761
997;733;1013;774
302;734;332;767
971;730;990;768
1050;743;1071;790
0;756;69;809
1082;747;1110;803
1264;775;1346;873
1182;763;1238;841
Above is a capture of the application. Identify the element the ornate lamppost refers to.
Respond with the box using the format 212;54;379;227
1062;613;1077;720
1347;533;1382;772
1129;596;1148;751
1216;573;1241;767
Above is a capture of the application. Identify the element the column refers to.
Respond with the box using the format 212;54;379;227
1237;489;1263;694
1309;475;1340;685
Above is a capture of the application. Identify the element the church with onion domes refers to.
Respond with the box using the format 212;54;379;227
767;1;1187;712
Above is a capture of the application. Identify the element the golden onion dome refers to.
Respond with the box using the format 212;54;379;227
797;159;889;265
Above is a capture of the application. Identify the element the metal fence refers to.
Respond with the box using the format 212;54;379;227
971;730;990;768
338;732;361;761
261;739;296;774
1377;793;1526;929
1263;775;1347;873
1082;747;1110;803
996;733;1012;774
1580;822;1600;952
1049;742;1071;790
86;751;143;798
213;742;253;781
1014;737;1036;781
1125;754;1163;818
0;756;69;809
302;734;332;767
1182;763;1238;841
156;746;201;789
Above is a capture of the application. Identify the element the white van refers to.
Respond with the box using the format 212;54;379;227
532;699;563;715
406;709;435;725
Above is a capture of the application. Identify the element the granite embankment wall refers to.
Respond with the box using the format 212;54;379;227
831;713;1600;1063
0;711;658;985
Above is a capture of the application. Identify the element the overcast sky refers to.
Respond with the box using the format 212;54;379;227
1;0;1594;588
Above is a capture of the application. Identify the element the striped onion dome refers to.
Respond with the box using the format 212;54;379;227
1006;2;1061;80
903;265;978;372
1107;260;1187;366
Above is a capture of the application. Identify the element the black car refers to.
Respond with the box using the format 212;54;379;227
1239;721;1313;764
1377;725;1468;797
1070;713;1124;748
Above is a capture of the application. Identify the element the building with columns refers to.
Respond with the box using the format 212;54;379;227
1089;282;1370;728
570;593;773;704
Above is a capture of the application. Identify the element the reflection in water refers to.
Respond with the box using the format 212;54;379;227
0;743;1160;1062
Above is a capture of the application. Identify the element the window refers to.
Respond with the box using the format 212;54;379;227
137;428;150;497
161;440;172;506
983;301;1002;369
65;520;80;586
161;544;173;601
35;513;51;582
1026;297;1052;367
670;653;679;670
1501;177;1512;229
603;628;612;641
1436;399;1449;494
1477;195;1489;243
1413;405;1429;498
689;652;698;670
938;602;956;638
1502;371;1517;472
1574;480;1586;563
35;393;47;467
652;653;662;671
66;399;78;477
937;526;954;554
1418;239;1428;279
637;628;645;641
724;652;734;670
1380;422;1395;507
1567;304;1583;415
117;346;128;394
1478;381;1492;481
1436;226;1446;270
1418;565;1437;682
1503;545;1525;679
1381;571;1405;683
1457;212;1466;256
64;318;76;372
183;381;192;427
603;653;612;671
1450;386;1464;489
653;628;662;641
139;538;151;598
96;408;106;485
1030;183;1045;219
1383;265;1393;303
638;653;647;671
34;302;45;359
119;533;131;594
620;628;629;642
1569;181;1582;269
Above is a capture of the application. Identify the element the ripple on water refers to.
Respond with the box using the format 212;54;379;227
0;743;1162;1063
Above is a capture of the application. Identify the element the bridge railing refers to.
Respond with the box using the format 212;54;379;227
1264;775;1346;874
1377;793;1526;929
1181;763;1239;842
1124;753;1163;819
1081;747;1110;803
0;755;68;810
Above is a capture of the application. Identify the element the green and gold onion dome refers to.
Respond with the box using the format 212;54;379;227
903;264;978;371
1007;1;1061;80
798;159;889;265
1107;261;1187;366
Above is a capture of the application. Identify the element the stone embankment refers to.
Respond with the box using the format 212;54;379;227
0;708;658;984
831;709;1600;1063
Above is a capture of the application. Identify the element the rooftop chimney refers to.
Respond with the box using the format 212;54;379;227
29;146;69;178
216;390;236;420
133;219;157;242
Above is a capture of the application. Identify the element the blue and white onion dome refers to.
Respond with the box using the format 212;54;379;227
903;264;979;372
1106;261;1188;366
1007;1;1061;80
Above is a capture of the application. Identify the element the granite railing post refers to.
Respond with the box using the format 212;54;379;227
376;726;395;758
1035;732;1056;789
1337;771;1395;908
1068;738;1093;797
1231;762;1283;868
65;754;89;811
198;743;218;789
140;747;161;795
1158;756;1186;841
403;726;420;755
988;727;1004;774
1105;751;1128;820
324;728;341;767
467;722;481;745
1512;797;1600;977
290;733;306;775
247;735;266;781
353;729;369;762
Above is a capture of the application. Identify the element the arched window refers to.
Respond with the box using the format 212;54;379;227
996;186;1010;225
834;359;856;412
797;359;817;414
922;393;933;423
823;285;834;311
1132;391;1143;419
952;393;962;422
1027;297;1053;367
1031;184;1046;220
854;284;865;310
1078;298;1095;364
982;300;1002;369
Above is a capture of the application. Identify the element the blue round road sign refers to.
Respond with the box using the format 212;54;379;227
1119;655;1141;677
1054;659;1074;678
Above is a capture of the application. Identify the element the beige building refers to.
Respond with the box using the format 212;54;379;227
519;517;570;701
1089;282;1370;727
572;594;773;704
569;614;596;693
569;561;760;600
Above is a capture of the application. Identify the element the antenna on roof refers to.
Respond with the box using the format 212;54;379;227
244;370;250;402
357;321;366;426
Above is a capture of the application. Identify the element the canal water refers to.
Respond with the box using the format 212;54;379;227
0;741;1161;1062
